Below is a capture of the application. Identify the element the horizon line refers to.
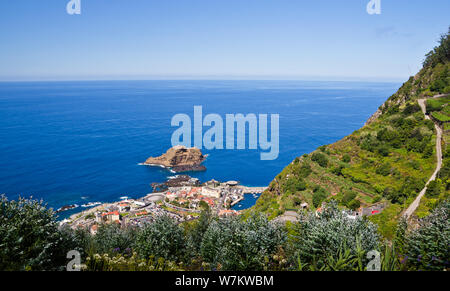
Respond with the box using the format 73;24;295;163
0;75;406;83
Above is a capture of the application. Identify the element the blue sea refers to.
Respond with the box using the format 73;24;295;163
0;80;399;218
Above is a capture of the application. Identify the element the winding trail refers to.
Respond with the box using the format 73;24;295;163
403;95;446;218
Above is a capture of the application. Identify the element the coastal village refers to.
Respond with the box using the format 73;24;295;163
61;173;385;233
61;175;267;233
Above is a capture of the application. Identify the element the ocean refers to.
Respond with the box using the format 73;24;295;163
0;80;399;218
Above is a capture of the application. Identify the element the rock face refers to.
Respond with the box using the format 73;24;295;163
144;146;207;172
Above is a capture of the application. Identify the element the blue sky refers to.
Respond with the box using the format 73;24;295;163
0;0;449;81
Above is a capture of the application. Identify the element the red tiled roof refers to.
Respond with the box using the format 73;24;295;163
102;211;119;216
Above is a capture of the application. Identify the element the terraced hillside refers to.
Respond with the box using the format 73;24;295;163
248;28;450;239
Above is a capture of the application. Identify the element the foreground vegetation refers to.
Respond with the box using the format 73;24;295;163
1;195;449;271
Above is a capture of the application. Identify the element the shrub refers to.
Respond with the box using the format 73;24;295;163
187;209;213;257
92;223;137;255
331;165;344;176
403;103;421;115
292;201;380;270
376;163;392;176
200;215;286;271
312;187;328;208
377;145;390;157
342;191;357;205
0;196;72;271
136;215;186;262
425;180;442;198
405;199;450;271
347;199;361;211
311;152;328;168
342;154;351;163
283;177;307;193
299;163;313;178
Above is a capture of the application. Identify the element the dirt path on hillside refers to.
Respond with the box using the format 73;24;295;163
403;96;445;218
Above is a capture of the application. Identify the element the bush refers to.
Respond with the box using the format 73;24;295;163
312;187;328;208
299;163;313;178
377;128;398;143
360;135;380;152
403;103;421;115
311;152;328;168
187;209;213;256
136;215;186;262
376;163;392;176
405;199;450;271
347;199;361;211
377;145;390;157
200;215;286;271
292;201;380;270
92;223;137;255
283;176;307;193
342;154;351;163
425;180;442;198
331;165;344;176
342;191;357;205
0;196;72;271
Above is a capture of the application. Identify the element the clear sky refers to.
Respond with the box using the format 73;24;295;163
0;0;449;81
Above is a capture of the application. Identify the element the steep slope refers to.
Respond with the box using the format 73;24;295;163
249;28;450;239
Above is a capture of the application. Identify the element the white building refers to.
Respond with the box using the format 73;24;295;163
201;186;221;198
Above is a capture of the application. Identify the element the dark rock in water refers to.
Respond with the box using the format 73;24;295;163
56;204;78;213
172;164;206;173
151;175;200;192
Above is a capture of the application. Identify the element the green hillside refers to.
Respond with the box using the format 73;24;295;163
248;28;450;239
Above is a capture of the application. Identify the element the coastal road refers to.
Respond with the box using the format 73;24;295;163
403;95;445;218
